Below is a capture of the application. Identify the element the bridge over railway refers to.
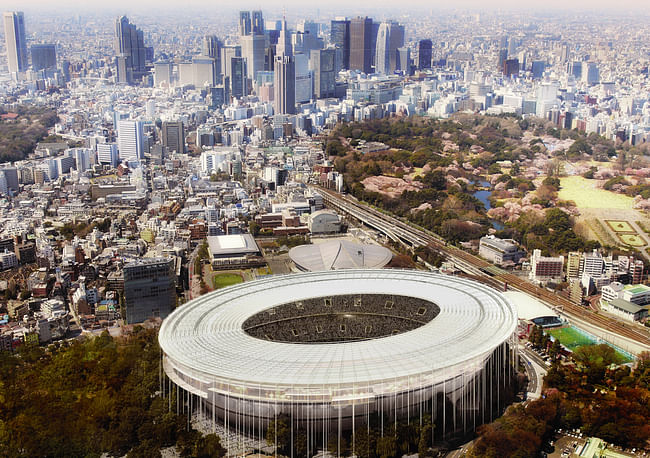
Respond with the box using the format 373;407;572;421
314;186;650;352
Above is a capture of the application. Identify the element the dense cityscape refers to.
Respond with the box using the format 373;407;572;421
0;4;650;458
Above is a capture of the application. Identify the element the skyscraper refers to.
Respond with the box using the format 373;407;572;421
202;35;222;76
330;18;350;70
349;17;373;74
387;22;404;74
30;44;56;72
375;23;391;74
276;17;292;58
114;16;147;82
241;34;265;81
161;121;185;154
418;39;432;70
311;48;336;99
230;56;247;99
251;10;264;35
274;55;296;115
117;120;144;161
3;12;28;74
239;11;251;36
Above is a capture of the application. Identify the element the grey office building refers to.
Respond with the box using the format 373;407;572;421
330;19;350;70
311;49;337;98
162;121;185;154
3;11;28;73
230;56;248;99
31;44;56;71
274;54;295;114
124;258;175;324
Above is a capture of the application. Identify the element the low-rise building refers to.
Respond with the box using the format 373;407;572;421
602;298;648;322
478;236;525;265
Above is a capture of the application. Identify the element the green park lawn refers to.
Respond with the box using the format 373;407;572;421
605;220;634;233
212;273;243;289
558;176;634;210
619;233;646;247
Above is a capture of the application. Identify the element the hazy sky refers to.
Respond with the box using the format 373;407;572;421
5;0;650;13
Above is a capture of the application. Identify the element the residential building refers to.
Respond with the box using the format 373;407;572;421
529;249;564;282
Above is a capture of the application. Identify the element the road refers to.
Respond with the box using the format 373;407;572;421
315;186;650;352
519;346;548;400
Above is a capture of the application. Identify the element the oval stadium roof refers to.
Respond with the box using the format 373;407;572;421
289;240;393;271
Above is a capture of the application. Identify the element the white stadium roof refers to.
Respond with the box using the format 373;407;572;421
159;270;517;395
288;240;393;271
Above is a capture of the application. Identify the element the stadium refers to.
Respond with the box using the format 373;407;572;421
159;269;518;454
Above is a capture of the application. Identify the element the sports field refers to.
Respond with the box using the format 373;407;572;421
558;176;634;210
546;326;633;363
547;327;595;351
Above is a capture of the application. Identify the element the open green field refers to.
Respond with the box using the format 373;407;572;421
606;220;634;233
619;233;645;247
212;273;243;289
546;326;632;363
558;176;635;210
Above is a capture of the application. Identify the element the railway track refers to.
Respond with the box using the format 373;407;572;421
316;187;650;349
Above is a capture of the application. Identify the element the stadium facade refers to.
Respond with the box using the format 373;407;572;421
159;270;518;454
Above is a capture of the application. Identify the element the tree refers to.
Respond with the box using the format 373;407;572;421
266;415;291;455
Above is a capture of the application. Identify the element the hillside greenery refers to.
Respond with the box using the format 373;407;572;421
0;105;59;163
0;327;224;458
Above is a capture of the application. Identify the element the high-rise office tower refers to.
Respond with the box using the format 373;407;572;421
294;52;312;103
161;121;185;154
192;56;217;87
30;44;56;72
202;35;222;76
497;48;508;72
531;60;545;79
114;16;147;82
349;17;373;74
276;17;292;57
503;58;519;78
568;61;582;79
387;22;404;74
115;55;131;84
397;47;411;75
3;12;28;73
241;34;265;81
311;48;336;99
274;55;295;115
221;45;241;81
583;62;599;85
117;120;144;161
154;61;173;86
230;56;247;99
330;18;350;70
375;22;391;74
251;10;264;35
417;39;432;70
239;11;251;36
124;258;175;324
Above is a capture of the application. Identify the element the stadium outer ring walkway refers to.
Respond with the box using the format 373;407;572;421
159;269;518;451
